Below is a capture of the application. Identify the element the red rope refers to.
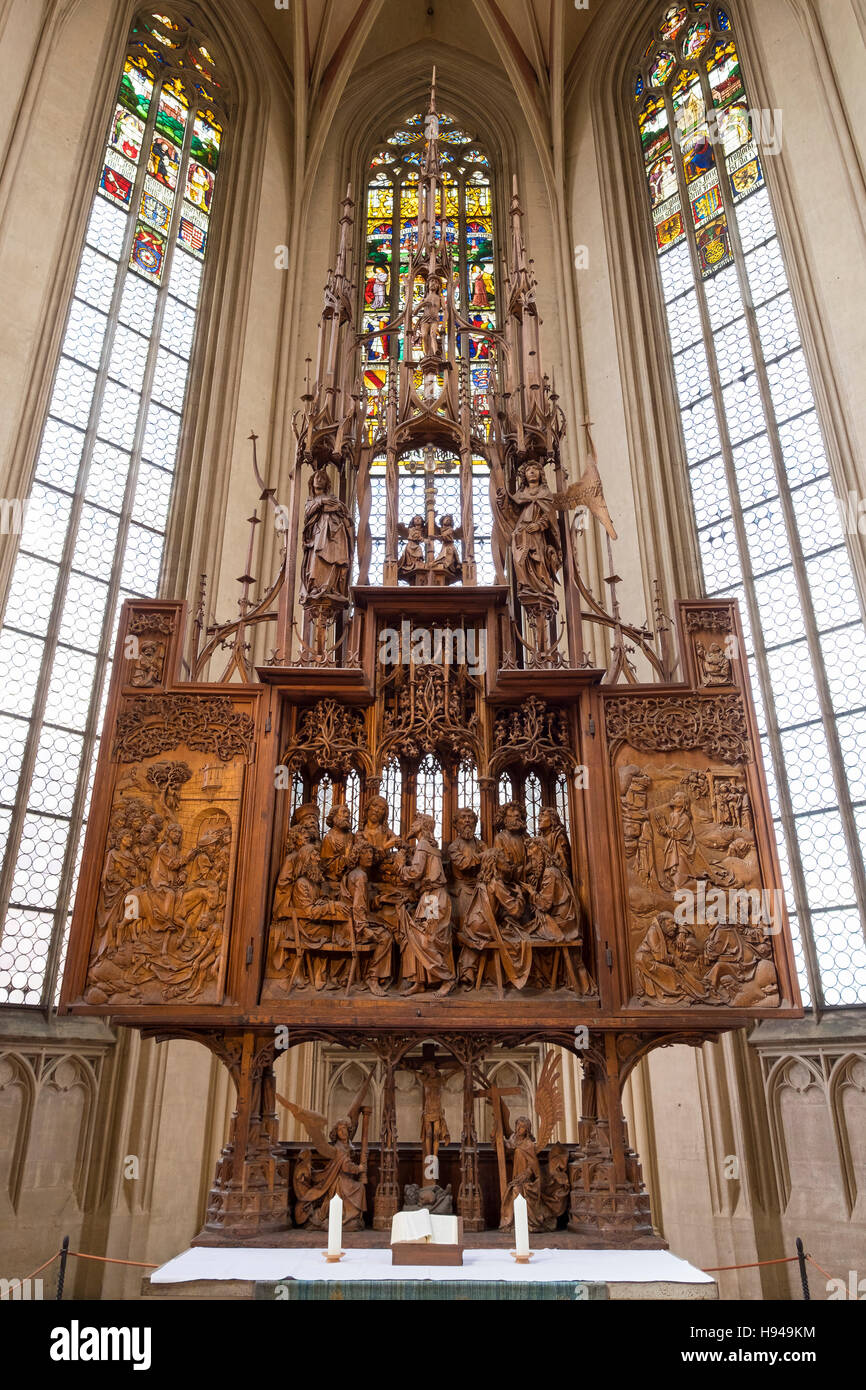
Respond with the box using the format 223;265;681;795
702;1254;800;1272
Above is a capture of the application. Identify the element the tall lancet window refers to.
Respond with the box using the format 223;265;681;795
415;755;444;842
0;9;230;1006
359;106;496;585
633;4;866;1007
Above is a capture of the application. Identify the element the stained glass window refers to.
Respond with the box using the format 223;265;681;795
633;4;866;1007
0;10;230;1006
358;111;496;587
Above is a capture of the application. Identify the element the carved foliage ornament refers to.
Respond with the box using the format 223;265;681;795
283;698;370;774
112;694;255;764
491;696;574;773
684;608;733;634
128;612;177;636
380;663;480;763
604;694;751;765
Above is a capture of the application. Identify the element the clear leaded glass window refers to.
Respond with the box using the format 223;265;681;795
415;754;444;842
633;3;866;1007
0;9;230;1006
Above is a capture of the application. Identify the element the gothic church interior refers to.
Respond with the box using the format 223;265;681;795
0;0;864;1302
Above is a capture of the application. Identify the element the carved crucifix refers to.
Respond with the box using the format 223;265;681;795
402;1042;462;1159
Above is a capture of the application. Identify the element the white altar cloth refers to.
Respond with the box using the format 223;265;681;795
150;1246;714;1286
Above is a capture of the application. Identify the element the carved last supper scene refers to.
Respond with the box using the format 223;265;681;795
60;83;801;1246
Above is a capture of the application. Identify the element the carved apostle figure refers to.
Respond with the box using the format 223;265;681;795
320;803;354;893
493;800;529;876
300;468;354;604
270;841;351;986
398;813;456;996
291;801;323;850
339;839;394;995
94;830;140;959
458;847;531;989
537;805;571;875
704;922;779;1005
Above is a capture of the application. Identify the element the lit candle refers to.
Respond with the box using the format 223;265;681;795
513;1194;530;1261
327;1194;343;1261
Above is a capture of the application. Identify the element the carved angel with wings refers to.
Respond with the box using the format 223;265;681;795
496;458;617;606
496;1051;569;1232
281;1068;373;1229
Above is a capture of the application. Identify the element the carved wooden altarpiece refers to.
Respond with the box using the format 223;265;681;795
60;84;801;1247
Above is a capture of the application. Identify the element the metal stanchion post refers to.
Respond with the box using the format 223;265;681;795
795;1237;810;1301
56;1235;70;1301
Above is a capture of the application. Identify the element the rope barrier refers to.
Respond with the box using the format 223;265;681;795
0;1246;160;1297
0;1251;60;1298
703;1247;856;1298
702;1254;800;1272
65;1251;160;1269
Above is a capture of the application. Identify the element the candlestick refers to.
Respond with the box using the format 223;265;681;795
511;1193;531;1263
325;1194;343;1262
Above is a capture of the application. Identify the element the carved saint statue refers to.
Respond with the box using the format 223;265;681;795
620;767;656;887
490;1052;569;1232
412;274;444;360
695;639;732;686
429;513;461;586
130;637;165;687
300;468;354;604
397;514;428;584
283;1071;373;1230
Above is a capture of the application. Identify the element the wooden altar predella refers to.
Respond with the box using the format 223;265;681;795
60;84;801;1249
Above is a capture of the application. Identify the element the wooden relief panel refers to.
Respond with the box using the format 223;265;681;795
79;688;255;1008
605;688;787;1011
260;683;596;1004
